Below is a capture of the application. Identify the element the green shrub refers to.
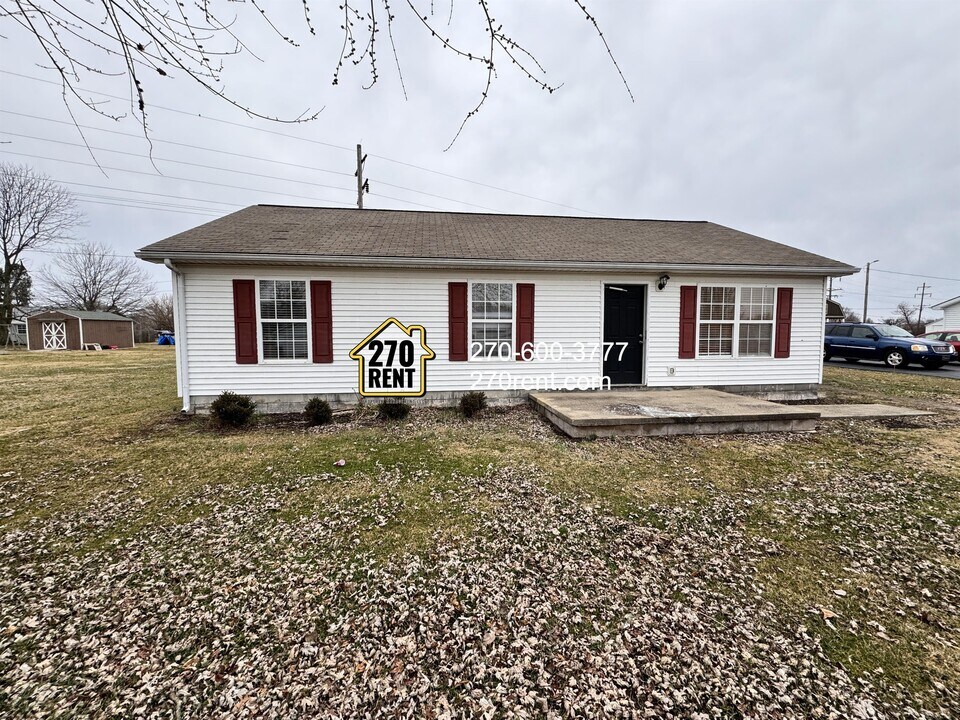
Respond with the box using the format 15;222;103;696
209;390;256;428
377;400;410;421
304;397;333;426
458;391;488;418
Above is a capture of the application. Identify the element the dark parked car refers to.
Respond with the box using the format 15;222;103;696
916;330;960;362
824;323;957;369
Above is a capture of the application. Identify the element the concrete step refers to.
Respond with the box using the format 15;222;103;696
530;389;820;438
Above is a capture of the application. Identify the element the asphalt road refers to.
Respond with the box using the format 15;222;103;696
826;358;960;380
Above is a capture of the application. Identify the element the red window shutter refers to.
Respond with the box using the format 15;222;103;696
679;285;697;359
515;283;535;361
232;279;258;364
775;287;794;358
311;280;333;363
448;282;468;361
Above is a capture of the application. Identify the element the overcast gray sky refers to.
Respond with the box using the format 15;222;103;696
1;0;957;320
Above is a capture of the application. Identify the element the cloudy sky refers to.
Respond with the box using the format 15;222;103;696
2;0;958;320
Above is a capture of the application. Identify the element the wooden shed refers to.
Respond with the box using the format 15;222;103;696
26;309;135;351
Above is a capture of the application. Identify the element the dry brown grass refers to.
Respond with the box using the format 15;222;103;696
1;347;958;714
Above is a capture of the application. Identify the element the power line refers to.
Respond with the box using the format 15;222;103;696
57;180;242;209
0;109;356;179
75;197;222;217
872;268;960;283
25;245;166;262
1;142;444;211
1;69;592;215
0;149;357;207
2;116;477;212
365;192;442;211
0;70;353;154
840;280;954;303
0;130;358;197
367;153;597;215
369;177;501;212
1;125;463;213
73;191;227;212
3;108;501;213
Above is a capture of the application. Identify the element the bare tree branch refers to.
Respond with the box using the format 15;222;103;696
132;292;173;340
0;162;82;344
2;1;631;151
36;240;155;316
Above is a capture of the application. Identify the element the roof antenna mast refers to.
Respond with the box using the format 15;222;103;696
355;144;369;209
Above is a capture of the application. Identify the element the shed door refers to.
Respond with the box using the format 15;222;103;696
42;321;67;350
603;285;645;384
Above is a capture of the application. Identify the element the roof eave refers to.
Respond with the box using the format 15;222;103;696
931;295;960;310
136;251;858;276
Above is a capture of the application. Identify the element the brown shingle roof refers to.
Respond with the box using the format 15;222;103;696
136;205;856;273
27;309;131;321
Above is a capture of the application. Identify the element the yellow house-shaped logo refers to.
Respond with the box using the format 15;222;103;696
349;318;436;397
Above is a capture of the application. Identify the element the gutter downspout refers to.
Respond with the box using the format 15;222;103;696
164;259;192;413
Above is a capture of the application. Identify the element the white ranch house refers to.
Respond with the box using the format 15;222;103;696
136;206;857;413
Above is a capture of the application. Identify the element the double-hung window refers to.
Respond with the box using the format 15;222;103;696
471;282;513;358
698;287;736;356
698;286;775;357
259;279;308;360
737;287;775;356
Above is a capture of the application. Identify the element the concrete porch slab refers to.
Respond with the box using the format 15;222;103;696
815;404;934;420
529;389;821;438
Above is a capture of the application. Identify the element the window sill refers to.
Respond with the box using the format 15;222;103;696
694;354;776;360
259;359;315;365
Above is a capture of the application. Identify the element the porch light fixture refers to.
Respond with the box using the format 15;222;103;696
657;274;670;291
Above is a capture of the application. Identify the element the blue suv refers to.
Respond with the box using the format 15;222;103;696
824;323;956;369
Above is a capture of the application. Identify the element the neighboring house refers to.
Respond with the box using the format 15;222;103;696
8;319;27;345
26;309;135;350
825;299;844;323
135;205;858;413
925;294;960;333
3;306;35;346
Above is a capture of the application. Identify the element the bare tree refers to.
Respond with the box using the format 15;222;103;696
133;293;174;341
1;1;631;151
893;301;921;334
842;307;861;323
37;241;155;316
0;163;82;344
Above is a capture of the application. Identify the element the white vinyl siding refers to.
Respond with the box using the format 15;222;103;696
646;274;825;387
942;303;960;328
175;266;826;402
179;267;601;398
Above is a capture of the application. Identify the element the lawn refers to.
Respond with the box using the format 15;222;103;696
1;346;958;718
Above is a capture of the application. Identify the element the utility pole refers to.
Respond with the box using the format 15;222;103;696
355;144;369;209
915;283;932;332
828;277;841;301
862;259;879;322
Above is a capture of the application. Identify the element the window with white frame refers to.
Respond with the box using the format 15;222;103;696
698;286;735;356
738;287;775;356
471;282;513;358
259;280;308;360
698;286;775;357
